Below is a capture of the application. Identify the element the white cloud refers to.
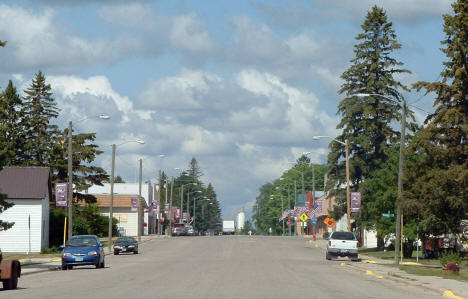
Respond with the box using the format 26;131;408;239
0;4;131;71
170;13;215;54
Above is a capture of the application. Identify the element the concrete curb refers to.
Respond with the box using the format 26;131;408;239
307;240;467;299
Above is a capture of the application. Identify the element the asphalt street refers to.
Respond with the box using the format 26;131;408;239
2;236;444;299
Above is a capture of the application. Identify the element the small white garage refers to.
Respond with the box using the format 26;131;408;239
0;167;51;253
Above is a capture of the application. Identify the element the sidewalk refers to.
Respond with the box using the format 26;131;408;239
19;234;164;276
308;238;467;299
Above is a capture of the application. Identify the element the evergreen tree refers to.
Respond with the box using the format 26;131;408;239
0;81;25;165
0;40;6;47
0;41;14;231
20;71;60;166
409;0;468;235
205;183;222;232
188;157;203;181
327;6;413;220
51;130;109;203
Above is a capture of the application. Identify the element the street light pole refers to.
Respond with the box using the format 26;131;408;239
138;158;142;242
180;184;184;224
313;136;351;232
67;121;73;239
354;93;406;264
345;139;351;232
107;139;144;250
108;144;115;252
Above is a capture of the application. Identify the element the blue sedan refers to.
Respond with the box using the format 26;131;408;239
60;235;105;270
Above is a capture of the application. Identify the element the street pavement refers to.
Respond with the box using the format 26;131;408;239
1;236;463;299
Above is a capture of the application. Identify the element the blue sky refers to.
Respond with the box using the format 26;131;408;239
0;0;453;219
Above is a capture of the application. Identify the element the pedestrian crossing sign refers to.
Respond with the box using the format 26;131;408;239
300;213;309;222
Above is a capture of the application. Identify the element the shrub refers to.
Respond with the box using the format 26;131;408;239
439;252;462;267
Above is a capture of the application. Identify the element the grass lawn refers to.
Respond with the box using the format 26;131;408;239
360;248;468;282
3;253;61;260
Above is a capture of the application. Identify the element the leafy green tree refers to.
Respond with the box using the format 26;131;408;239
19;71;60;166
239;220;255;235
0;40;6;47
327;6;413;221
409;0;468;236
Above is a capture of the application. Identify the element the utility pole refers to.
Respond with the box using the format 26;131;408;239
180;184;184;224
395;99;406;264
108;144;116;252
345;139;351;232
169;178;174;236
312;163;315;236
281;194;284;235
288;186;291;236
138;158;142;242
187;191;190;221
294;180;297;236
67;121;73;239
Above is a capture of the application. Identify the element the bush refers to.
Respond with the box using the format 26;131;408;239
41;246;61;254
439;252;462;267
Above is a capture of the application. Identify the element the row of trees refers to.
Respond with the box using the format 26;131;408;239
157;158;222;234
329;3;466;252
252;2;467;248
252;155;328;235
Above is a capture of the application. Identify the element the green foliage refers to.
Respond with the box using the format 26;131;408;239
0;40;6;47
19;71;61;166
73;204;117;237
41;246;61;254
253;161;328;234
114;175;125;183
0;81;24;165
439;252;462;267
327;6;414;222
409;0;468;236
239;220;254;235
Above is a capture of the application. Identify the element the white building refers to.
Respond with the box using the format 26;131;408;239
237;208;245;230
0;167;51;253
87;183;153;235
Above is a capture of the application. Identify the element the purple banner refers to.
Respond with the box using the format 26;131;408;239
55;183;68;207
351;192;361;213
183;212;190;221
131;198;138;212
175;208;180;219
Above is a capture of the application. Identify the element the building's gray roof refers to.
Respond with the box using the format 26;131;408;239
0;167;52;199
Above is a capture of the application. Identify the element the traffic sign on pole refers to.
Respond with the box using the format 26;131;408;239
300;213;309;222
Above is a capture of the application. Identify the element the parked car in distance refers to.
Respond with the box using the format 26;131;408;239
185;225;194;236
60;235;105;270
172;223;186;236
114;236;139;255
326;231;359;261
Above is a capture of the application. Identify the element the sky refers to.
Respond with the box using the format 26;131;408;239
0;0;453;219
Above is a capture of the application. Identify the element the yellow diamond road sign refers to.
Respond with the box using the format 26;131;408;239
300;213;309;222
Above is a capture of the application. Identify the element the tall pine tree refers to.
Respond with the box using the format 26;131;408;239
0;81;24;165
0;41;14;231
20;71;60;166
409;0;468;235
327;6;413;222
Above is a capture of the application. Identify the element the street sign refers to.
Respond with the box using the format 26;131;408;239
382;212;395;218
300;213;309;222
326;218;335;228
311;215;317;225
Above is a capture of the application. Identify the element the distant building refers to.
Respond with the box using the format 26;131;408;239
237;208;245;230
86;183;153;235
0;167;51;253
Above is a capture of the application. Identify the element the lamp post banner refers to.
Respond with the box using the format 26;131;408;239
164;203;170;215
55;183;68;207
131;198;138;212
351;192;361;213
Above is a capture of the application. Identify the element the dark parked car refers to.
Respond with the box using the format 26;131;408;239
114;237;139;255
60;235;105;270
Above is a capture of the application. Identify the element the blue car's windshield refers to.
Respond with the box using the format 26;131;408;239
67;237;98;247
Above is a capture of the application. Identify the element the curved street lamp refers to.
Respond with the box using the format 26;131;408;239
313;135;351;232
354;92;406;264
108;139;145;252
